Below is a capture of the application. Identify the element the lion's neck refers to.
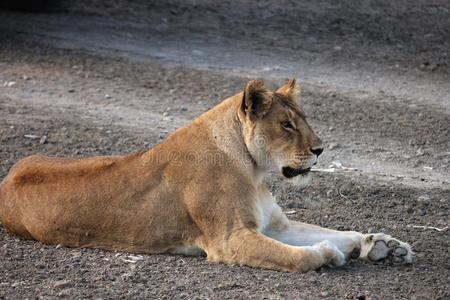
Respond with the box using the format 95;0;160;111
205;94;263;181
141;93;265;184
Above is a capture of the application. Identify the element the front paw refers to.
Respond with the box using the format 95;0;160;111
360;233;413;263
314;240;346;267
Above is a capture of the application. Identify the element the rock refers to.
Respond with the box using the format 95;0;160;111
104;94;111;99
416;148;425;156
368;227;377;234
39;135;47;145
328;142;339;150
335;224;344;230
320;291;329;297
418;195;431;201
412;241;422;249
24;134;39;139
53;280;73;289
68;88;76;93
57;290;70;297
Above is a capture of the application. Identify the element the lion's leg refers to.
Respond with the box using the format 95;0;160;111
265;220;413;263
206;229;346;272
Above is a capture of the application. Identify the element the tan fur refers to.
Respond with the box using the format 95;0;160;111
0;79;412;272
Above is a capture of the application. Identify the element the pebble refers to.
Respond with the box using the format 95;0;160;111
416;148;425;156
335;224;345;231
412;241;422;249
418;195;431;201
57;290;70;297
328;142;339;150
368;227;377;234
24;134;39;139
39;135;48;145
320;291;329;297
53;280;73;289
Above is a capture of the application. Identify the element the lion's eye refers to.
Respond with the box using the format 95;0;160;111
282;121;295;131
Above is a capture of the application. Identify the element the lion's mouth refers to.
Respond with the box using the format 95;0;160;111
282;166;311;178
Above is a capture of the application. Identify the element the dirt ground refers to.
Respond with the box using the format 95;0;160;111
0;1;449;299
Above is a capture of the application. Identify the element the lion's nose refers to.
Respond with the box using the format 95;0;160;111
310;147;324;157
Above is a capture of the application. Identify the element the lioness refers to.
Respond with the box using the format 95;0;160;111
0;79;412;272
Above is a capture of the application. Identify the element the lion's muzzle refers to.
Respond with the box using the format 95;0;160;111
281;166;311;178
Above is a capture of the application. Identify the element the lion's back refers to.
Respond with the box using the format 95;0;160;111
0;154;121;239
6;154;117;186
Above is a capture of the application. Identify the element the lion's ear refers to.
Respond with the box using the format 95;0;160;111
241;80;273;118
276;78;299;99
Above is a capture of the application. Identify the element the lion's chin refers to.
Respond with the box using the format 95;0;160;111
286;172;312;187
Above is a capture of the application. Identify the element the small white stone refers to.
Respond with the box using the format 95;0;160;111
24;134;39;139
328;142;339;150
53;280;73;289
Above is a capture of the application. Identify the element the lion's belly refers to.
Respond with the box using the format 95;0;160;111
170;245;206;256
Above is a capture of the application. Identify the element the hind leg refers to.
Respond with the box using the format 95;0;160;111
2;220;34;240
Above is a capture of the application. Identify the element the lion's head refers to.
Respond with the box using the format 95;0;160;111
239;79;323;186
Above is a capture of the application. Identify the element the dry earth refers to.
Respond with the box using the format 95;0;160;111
0;1;449;299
